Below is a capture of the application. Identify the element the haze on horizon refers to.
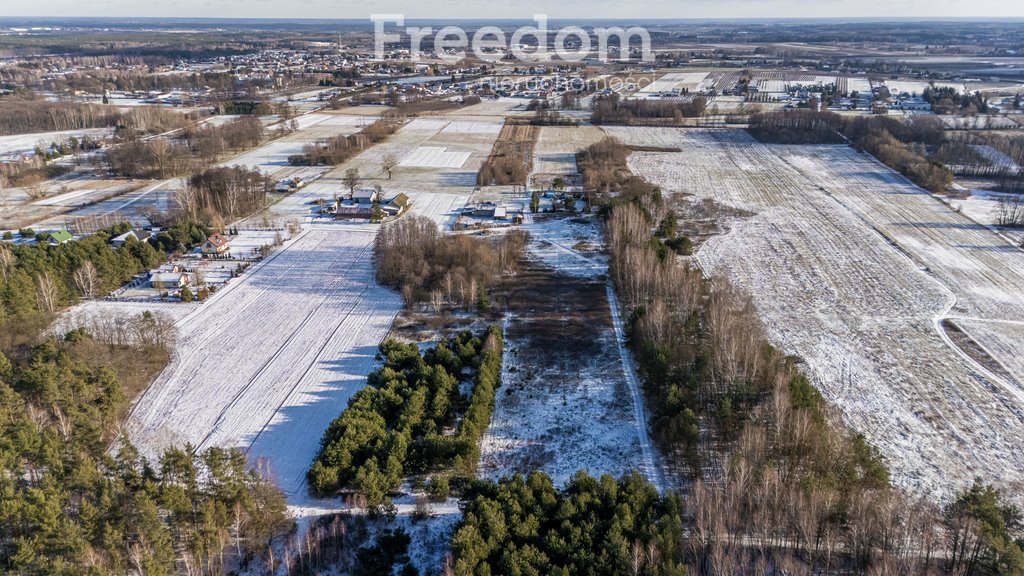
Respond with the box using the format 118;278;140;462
2;0;1023;21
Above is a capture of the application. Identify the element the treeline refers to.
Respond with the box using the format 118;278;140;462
0;223;165;348
175;165;272;225
288;118;400;166
285;516;414;576
451;471;686;576
591;93;708;125
105;115;264;179
749;110;953;192
450;469;1024;575
373;215;527;309
476;123;538;186
308;326;503;506
0;98;194;136
923;86;992;115
576;137;666;205
0;335;292;574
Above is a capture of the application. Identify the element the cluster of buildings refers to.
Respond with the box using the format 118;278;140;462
454;201;526;229
329;187;410;220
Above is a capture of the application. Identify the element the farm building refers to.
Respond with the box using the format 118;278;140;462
382;193;411;217
334;203;373;219
47;230;73;245
110;229;153;247
275;177;306;193
201;233;230;254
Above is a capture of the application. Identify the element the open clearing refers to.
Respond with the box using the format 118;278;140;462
480;215;663;487
626;128;1024;501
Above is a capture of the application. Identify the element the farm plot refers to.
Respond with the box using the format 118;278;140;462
531;125;606;177
626;128;1024;501
221;111;378;174
125;225;402;498
634;72;711;97
480;219;656;486
455;97;532;118
780;145;1024;320
599;126;687;149
845;76;873;94
399;146;472;168
942;115;1023;130
321;113;501;194
53;299;197;337
884;80;964;96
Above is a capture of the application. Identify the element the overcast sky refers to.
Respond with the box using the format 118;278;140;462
1;0;1023;20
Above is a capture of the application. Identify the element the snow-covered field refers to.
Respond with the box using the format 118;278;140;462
952;318;1024;385
521;215;606;278
117;184;466;506
626;128;1024;502
634;72;711;97
884;80;964;96
124;225;401;498
845;77;873;94
600;126;688;149
531;125;606;176
942;115;1022;130
399;146;472;168
53;299;197;336
0;128;111;155
317;112;501;195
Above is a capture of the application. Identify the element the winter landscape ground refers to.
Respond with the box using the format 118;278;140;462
625;127;1024;501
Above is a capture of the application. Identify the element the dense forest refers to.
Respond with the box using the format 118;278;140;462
308;327;503;505
452;471;686;576
0;338;293;575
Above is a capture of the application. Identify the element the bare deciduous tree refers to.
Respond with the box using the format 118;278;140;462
382;152;398;179
0;244;13;281
72;260;100;299
35;272;59;315
343;167;360;198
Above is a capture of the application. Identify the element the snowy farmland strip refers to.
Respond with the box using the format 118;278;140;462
125;227;402;497
625;128;1024;502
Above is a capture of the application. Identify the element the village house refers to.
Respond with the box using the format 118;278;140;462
47;230;73;245
201;233;230;255
110;229;153;248
352;187;378;204
150;271;188;291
